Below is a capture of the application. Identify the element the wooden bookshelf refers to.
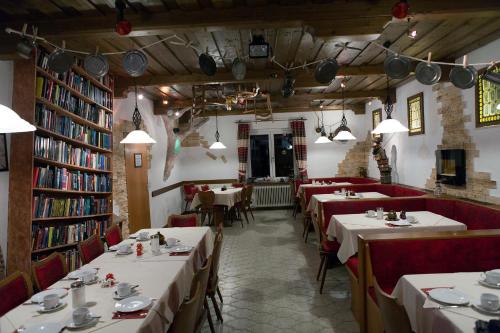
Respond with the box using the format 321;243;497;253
8;48;114;275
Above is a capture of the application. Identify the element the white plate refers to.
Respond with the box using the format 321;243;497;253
114;296;152;313
113;290;139;300
428;288;470;305
479;278;500;289
170;245;193;253
37;301;67;313
116;249;133;255
23;323;63;333
67;268;98;279
472;302;500;315
387;220;412;227
31;288;68;303
65;315;99;330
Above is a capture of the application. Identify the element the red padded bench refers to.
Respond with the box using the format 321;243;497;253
310;177;379;185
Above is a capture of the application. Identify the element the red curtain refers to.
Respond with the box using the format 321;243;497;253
290;120;308;179
237;123;250;182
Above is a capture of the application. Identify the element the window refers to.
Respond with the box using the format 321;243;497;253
249;131;294;179
407;92;425;136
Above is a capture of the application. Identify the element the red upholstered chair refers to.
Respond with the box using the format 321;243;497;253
32;252;67;291
166;213;200;228
183;183;199;212
0;271;33;316
78;234;104;265
201;184;210;191
231;183;244;188
105;223;122;247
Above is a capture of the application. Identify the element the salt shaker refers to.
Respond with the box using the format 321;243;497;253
434;180;442;197
71;280;86;308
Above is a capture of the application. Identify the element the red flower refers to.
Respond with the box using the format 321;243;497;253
106;273;114;280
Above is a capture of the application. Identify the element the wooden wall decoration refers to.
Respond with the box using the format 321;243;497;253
206;151;217;160
407;92;425;136
372;109;382;139
476;68;500;128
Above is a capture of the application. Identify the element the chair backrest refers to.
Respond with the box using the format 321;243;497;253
168;282;204;333
183;183;196;195
232;183;244;188
0;271;33;316
32;252;67;291
244;185;254;205
373;278;412;333
105;223;122;247
208;230;224;292
197;191;215;210
167;213;200;228
78;234;104;265
190;256;212;326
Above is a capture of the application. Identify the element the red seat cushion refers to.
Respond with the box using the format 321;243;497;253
0;272;32;316
321;239;340;253
33;254;66;290
170;215;198;227
79;235;104;264
454;201;500;230
105;224;122;247
345;256;359;278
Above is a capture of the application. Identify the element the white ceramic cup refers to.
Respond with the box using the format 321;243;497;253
118;244;131;254
480;293;500;311
166;238;177;247
43;293;59;309
366;210;376;217
81;271;96;284
73;307;90;325
407;216;416;223
117;282;132;297
139;232;149;240
485;270;500;285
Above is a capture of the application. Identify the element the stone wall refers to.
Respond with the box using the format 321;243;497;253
425;83;500;204
336;132;371;177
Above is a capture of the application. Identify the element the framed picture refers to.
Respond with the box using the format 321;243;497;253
134;153;142;168
407;92;425;136
476;67;500;128
372;109;382;139
0;134;8;171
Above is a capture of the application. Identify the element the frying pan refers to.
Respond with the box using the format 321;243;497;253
84;52;109;78
123;49;148;77
199;53;217;76
449;55;477;89
415;52;442;85
48;42;74;74
384;54;411;79
314;58;339;84
231;58;246;80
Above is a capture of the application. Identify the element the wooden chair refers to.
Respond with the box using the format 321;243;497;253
373;278;413;333
207;230;224;323
0;271;33;316
167;282;204;333
78;234;104;265
312;217;341;294
190;256;214;333
105;223;122;247
166;213;200;228
32;252;67;291
196;190;215;226
183;183;198;212
233;186;247;227
244;185;254;221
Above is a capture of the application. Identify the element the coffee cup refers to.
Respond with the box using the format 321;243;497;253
81;271;96;284
139;232;149;240
73;307;90;325
43;293;59;309
407;216;417;223
480;293;500;311
485;270;500;285
366;210;376;217
166;238;177;247
118;244;131;254
117;282;132;297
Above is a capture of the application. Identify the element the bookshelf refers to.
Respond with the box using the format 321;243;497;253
7;47;114;275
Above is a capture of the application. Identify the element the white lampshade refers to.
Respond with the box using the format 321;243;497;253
372;118;409;134
209;141;226;149
120;130;156;144
333;130;356;141
315;135;331;144
0;104;36;133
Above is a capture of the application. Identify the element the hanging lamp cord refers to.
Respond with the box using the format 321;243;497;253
132;83;142;130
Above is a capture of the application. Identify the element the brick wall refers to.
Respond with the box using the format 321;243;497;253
336;132;371;177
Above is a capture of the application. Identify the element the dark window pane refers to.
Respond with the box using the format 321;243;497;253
250;135;270;177
274;133;294;177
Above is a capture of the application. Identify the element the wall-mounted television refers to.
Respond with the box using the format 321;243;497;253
436;149;466;186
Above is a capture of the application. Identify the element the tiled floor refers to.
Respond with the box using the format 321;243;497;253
203;209;359;333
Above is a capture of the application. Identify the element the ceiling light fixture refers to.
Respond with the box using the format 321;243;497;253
120;85;156;144
174;110;180;117
209;108;226;149
138;93;144;100
333;84;356;143
315;111;331;144
407;18;417;39
0;104;36;133
372;76;409;134
163;100;169;105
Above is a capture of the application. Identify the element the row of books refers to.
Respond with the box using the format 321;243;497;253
34;136;111;171
33;249;82;272
33;165;112;192
32;219;107;251
36;49;113;108
33;194;110;218
35;104;112;150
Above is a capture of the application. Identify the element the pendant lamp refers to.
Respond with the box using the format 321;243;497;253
333;85;356;142
0;104;36;133
372;77;409;135
315;111;331;144
120;86;156;144
209;108;226;149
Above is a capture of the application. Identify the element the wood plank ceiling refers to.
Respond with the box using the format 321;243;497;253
0;0;499;115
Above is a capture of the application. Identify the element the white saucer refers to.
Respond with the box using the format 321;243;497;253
65;315;99;330
165;240;181;248
113;290;139;300
169;245;193;253
472;302;500;316
479;278;500;289
386;220;412;227
31;289;68;303
114;296;152;313
23;322;63;333
37;301;67;313
116;249;133;255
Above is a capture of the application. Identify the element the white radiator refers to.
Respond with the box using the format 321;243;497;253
252;184;294;208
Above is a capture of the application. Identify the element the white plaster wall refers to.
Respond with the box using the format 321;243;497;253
0;61;13;268
365;38;500;196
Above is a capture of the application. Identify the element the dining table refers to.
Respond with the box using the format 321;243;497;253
392;271;500;333
0;227;214;333
327;211;467;263
191;187;243;208
295;182;352;198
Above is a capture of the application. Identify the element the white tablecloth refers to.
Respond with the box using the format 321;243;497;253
307;192;390;218
191;188;242;208
1;227;214;333
328;211;466;263
296;182;352;197
392;272;500;333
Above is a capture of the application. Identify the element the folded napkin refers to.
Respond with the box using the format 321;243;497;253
112;309;149;319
